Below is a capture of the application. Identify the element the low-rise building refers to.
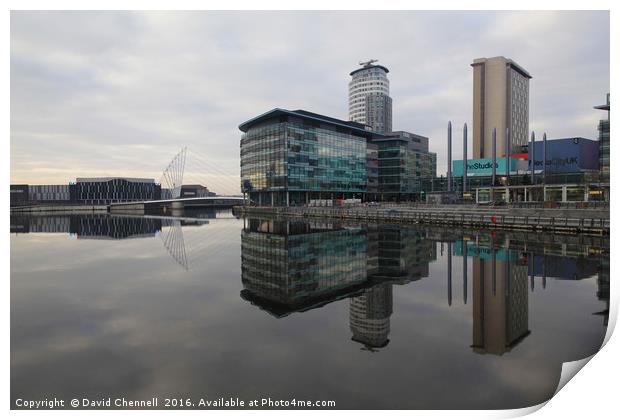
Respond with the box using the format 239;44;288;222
28;184;71;202
180;184;211;198
453;137;598;180
72;177;161;204
10;184;29;206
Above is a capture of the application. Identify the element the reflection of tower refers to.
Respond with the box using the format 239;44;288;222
462;239;468;305
348;225;435;351
472;248;530;355
350;284;393;350
447;242;452;306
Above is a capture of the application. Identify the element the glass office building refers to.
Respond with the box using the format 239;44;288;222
595;93;610;184
375;132;437;201
72;177;161;204
240;109;375;206
240;109;437;206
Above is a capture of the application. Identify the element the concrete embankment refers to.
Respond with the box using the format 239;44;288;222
236;205;610;236
10;205;108;214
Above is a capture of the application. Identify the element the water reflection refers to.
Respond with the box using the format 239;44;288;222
470;248;530;355
10;213;610;409
595;258;610;326
11;212;218;270
239;217;609;357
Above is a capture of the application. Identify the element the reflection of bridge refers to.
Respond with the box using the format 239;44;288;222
9;212;240;272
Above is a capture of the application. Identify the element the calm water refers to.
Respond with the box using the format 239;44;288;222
10;210;609;409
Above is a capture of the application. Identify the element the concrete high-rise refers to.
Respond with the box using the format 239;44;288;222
349;60;392;133
471;56;532;158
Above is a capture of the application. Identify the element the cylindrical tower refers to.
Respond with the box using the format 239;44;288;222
348;61;392;133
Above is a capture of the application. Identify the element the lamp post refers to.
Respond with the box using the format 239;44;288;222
447;121;452;192
492;127;497;188
505;127;510;186
463;123;468;197
542;132;547;187
530;131;535;185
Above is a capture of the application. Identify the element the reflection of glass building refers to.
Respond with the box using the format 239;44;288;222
70;215;162;239
10;215;162;239
530;255;598;280
240;219;437;351
240;218;369;316
12;215;71;233
371;225;436;284
471;248;530;355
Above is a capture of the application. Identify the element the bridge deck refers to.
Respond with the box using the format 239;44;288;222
108;196;244;206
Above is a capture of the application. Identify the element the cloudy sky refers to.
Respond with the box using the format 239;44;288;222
10;11;609;194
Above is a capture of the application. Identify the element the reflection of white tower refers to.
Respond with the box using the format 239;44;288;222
350;284;393;350
348;60;392;133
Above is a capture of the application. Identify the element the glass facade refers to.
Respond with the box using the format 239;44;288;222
375;138;437;201
240;110;437;205
593;93;610;201
598;119;610;181
10;214;162;238
28;184;71;202
240;111;371;206
240;218;369;315
73;178;161;204
240;218;436;326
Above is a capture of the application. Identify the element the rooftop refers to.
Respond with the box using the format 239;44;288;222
349;64;390;77
471;56;532;79
238;108;385;137
76;177;155;183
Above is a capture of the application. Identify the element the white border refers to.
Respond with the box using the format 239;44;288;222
4;1;616;419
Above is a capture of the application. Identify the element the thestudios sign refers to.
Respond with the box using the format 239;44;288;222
452;158;521;177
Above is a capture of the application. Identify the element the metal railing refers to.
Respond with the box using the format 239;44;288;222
240;206;609;235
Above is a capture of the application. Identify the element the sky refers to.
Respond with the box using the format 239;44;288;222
10;10;610;195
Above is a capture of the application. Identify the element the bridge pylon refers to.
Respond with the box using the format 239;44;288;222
160;147;187;199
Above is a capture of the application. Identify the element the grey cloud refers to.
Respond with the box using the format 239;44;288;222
11;11;609;188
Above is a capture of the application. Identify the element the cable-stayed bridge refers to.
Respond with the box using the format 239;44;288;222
159;147;241;199
109;147;244;212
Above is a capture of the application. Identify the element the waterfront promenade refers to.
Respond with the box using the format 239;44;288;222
237;203;609;235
